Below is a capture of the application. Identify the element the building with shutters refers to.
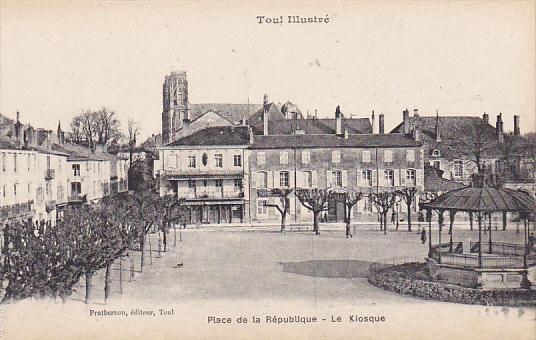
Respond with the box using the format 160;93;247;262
159;105;425;225
158;126;251;224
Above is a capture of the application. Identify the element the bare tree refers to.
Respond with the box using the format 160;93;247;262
397;187;418;232
264;188;293;233
341;191;364;238
70;108;122;149
295;188;332;235
455;118;496;173
370;191;397;235
127;119;140;166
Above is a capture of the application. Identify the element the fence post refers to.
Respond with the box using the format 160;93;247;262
174;225;177;246
149;234;153;264
130;253;134;282
157;232;162;258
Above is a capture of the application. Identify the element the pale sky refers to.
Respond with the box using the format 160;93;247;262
1;1;535;139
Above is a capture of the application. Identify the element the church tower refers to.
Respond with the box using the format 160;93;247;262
162;71;189;144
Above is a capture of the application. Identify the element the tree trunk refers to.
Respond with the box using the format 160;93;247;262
383;213;387;235
140;234;145;272
163;225;168;252
502;212;507;231
313;211;320;235
85;272;93;304
281;213;286;233
407;203;412;232
104;264;112;303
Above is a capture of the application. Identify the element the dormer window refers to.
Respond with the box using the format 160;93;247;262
432;149;441;157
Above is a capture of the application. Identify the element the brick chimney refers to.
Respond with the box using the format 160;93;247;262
513;115;520;136
413;108;419;118
482;112;489;124
496;113;504;143
263;94;269;136
435;110;441;143
14;111;23;147
371;110;375;134
335;106;343;136
379;114;385;134
403;109;410;135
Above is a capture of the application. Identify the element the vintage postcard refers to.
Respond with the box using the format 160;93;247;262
0;1;535;339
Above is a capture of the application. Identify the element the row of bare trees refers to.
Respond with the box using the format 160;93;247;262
264;187;422;236
0;187;186;304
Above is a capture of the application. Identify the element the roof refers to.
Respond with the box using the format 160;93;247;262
251;133;422;149
424;165;465;192
248;103;285;131
390;115;501;159
164;126;250;147
51;143;111;161
189;103;262;124
251;117;371;135
0;135;18;150
421;186;536;212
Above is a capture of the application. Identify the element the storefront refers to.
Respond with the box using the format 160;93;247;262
185;201;244;224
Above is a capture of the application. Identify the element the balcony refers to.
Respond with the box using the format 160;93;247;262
179;191;245;200
0;200;34;219
68;194;87;204
45;168;55;181
162;169;244;180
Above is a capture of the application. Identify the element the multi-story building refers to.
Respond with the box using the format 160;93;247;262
159;106;424;225
159;126;250;224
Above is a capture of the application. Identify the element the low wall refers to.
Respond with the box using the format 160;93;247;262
427;259;479;288
368;263;536;307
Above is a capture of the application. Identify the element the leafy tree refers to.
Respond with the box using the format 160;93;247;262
158;195;187;251
295;188;332;235
70;107;122;149
263;188;293;233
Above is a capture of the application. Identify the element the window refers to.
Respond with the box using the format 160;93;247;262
233;155;242;167
279;171;289;187
58;186;64;200
234;179;242;191
257;199;268;215
46;156;51;170
27;154;30;171
1;153;5;172
2;185;5;198
406;150;415;162
384;169;394;186
214;154;223;168
303;171;312;187
188;155;196;168
46;182;51;196
13;154;17;173
301;150;310;164
433;161;441;170
362;170;372;186
215;179;223;187
257;171;268;188
13;183;17;196
454;160;463;177
188;180;196;192
257;152;266;165
384;150;393;163
362;150;371;163
494;160;501;173
332;170;342;187
432;149;441;157
406;169;416;186
332;151;341;163
71;182;81;196
203;180;208;187
280;151;288;165
72;164;80;176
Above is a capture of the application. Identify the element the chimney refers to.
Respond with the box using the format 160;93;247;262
249;126;254;144
14;111;23;146
413;109;419;118
379;114;385;134
242;116;247;126
403;109;410;135
344;129;349;139
496;113;504;142
435;110;441;143
413;126;421;142
371;110;375;134
335;106;343;136
314;109;317;119
513;115;520;136
263;101;269;136
263;93;269;107
482;112;489;124
182;104;190;123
